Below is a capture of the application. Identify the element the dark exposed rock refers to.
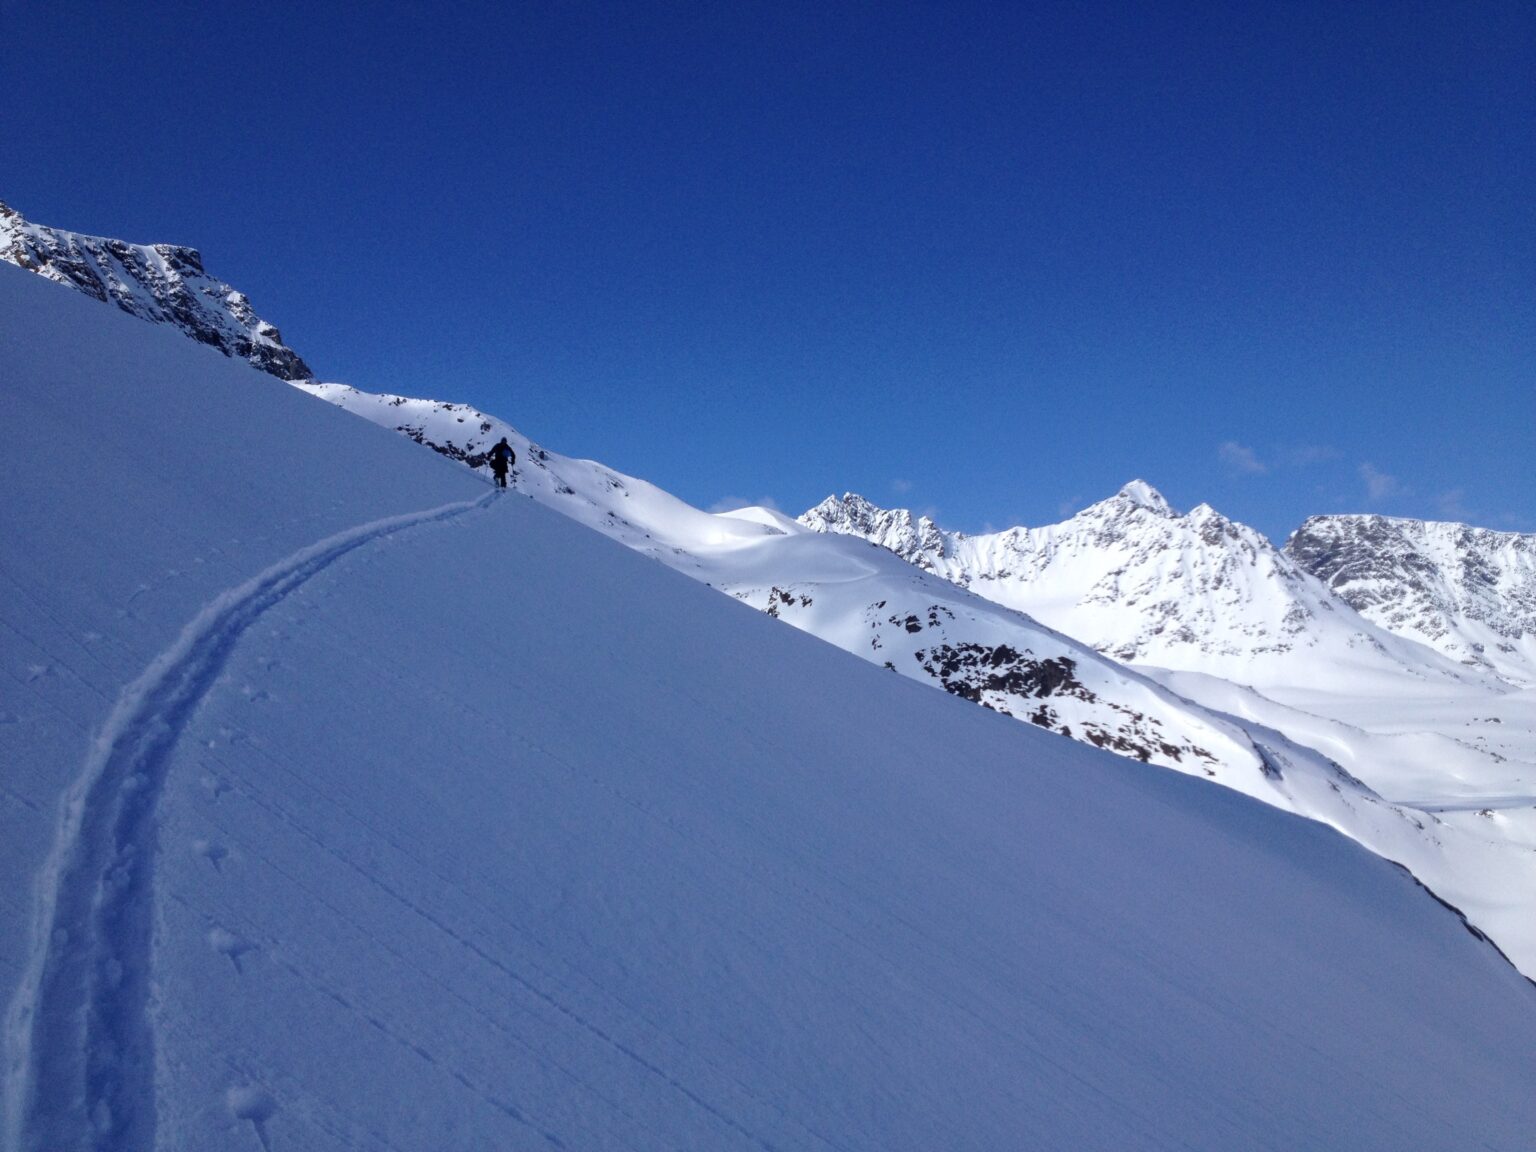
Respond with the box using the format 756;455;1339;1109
0;200;313;381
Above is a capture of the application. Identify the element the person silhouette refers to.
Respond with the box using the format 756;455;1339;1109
488;437;516;488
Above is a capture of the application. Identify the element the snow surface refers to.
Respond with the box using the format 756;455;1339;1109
6;263;1536;1148
294;385;1536;976
799;489;1536;969
11;208;1530;980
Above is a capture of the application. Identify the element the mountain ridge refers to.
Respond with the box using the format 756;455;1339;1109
799;486;1493;693
0;200;312;380
1287;513;1536;688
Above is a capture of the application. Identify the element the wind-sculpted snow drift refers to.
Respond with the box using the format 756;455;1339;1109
6;260;1536;1148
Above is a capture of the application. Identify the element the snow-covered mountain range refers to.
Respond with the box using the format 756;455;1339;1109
799;490;1536;932
801;488;1504;694
6;250;1536;1152
0;201;311;380
6;206;1533;981
1287;513;1536;688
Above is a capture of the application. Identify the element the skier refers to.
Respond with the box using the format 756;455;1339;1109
488;437;516;488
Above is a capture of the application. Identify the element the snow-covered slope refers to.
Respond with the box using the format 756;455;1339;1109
293;385;1236;770
799;488;1536;957
14;227;1536;978
0;201;311;380
1288;513;1536;688
6;260;1536;1152
295;384;1536;976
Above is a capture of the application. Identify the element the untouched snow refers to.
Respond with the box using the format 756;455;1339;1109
5;267;1536;1148
799;489;1536;965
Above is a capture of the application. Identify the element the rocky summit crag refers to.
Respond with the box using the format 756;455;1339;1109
1287;514;1536;688
0;200;311;380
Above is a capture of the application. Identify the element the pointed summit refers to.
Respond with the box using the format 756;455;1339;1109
799;493;946;568
1112;480;1175;516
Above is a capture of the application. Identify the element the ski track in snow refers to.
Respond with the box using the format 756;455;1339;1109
3;489;497;1152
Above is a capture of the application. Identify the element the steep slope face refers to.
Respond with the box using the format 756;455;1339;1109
6;262;1536;1152
799;489;1536;967
802;486;1494;695
1288;514;1536;688
295;383;1536;976
0;201;311;380
293;385;1236;771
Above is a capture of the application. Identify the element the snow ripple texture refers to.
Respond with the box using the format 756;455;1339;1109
3;490;496;1152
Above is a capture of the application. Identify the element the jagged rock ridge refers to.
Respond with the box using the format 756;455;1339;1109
1287;514;1536;687
801;493;949;568
0;200;311;380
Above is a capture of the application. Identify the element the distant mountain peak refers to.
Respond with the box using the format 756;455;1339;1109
0;200;312;381
800;492;946;568
1110;479;1175;515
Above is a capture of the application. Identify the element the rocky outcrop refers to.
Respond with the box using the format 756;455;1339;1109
0;200;312;380
1287;515;1536;686
800;493;948;568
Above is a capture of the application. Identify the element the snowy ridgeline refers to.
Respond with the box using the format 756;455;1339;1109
5;263;1536;1148
802;489;1536;691
1287;511;1536;687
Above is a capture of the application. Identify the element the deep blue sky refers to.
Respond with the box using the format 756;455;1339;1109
5;1;1532;540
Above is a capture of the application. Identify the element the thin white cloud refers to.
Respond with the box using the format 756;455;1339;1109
1284;444;1342;467
890;478;914;495
1359;463;1404;503
707;495;783;514
1218;441;1267;475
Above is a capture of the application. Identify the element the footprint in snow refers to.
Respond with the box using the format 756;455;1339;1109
227;1084;276;1150
200;773;229;800
192;838;229;871
208;926;255;973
